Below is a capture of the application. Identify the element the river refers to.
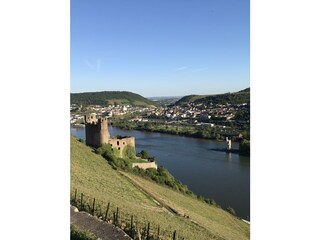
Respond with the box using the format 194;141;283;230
71;126;250;220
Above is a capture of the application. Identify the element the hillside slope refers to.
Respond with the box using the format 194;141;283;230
71;136;249;240
175;88;250;106
71;91;158;107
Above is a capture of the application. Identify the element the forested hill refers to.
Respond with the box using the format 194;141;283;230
175;88;250;106
238;88;250;93
71;91;158;107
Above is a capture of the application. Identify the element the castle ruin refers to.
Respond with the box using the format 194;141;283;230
84;114;110;147
84;114;135;157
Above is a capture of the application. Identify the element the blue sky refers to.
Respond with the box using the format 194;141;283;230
71;0;249;97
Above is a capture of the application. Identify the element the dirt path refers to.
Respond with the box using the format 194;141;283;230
71;206;132;240
119;172;183;216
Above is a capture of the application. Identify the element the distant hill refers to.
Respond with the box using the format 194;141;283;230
238;88;250;93
174;95;206;106
71;91;158;107
175;88;250;106
148;96;182;106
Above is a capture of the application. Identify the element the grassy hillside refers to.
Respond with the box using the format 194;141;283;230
71;136;249;240
175;88;250;106
71;91;158;107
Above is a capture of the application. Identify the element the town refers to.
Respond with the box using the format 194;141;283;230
70;99;250;143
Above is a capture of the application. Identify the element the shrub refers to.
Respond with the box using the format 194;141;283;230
226;206;236;216
70;224;97;240
148;156;156;162
204;198;215;205
103;151;116;162
95;144;112;155
197;195;204;201
239;139;250;156
140;149;149;159
123;145;136;159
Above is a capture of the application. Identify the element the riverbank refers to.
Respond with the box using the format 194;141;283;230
71;126;250;219
71;136;250;239
110;120;239;141
110;120;250;156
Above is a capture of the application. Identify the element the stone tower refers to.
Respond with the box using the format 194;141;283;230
84;114;110;147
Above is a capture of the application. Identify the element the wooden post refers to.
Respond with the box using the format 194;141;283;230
116;207;119;226
118;209;120;226
92;198;95;216
130;215;134;237
136;221;141;240
157;225;160;240
74;189;77;204
173;230;177;240
147;222;150;240
104;202;110;221
80;193;83;210
113;212;116;226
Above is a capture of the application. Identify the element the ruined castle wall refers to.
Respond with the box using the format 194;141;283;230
84;114;97;124
132;162;158;170
108;137;135;157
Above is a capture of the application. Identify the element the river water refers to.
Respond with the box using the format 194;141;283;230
71;126;250;220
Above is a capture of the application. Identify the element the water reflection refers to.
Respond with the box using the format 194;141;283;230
227;152;232;162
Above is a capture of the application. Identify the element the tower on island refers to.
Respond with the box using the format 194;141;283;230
226;137;232;151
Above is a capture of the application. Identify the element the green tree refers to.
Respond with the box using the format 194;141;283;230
148;156;156;162
241;130;250;140
95;144;117;160
140;149;149;159
123;145;136;159
239;139;250;156
215;133;221;140
144;122;152;129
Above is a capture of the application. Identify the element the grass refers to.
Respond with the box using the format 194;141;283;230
70;224;97;240
120;172;250;240
71;136;249;240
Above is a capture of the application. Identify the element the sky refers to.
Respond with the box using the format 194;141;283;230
71;0;250;97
